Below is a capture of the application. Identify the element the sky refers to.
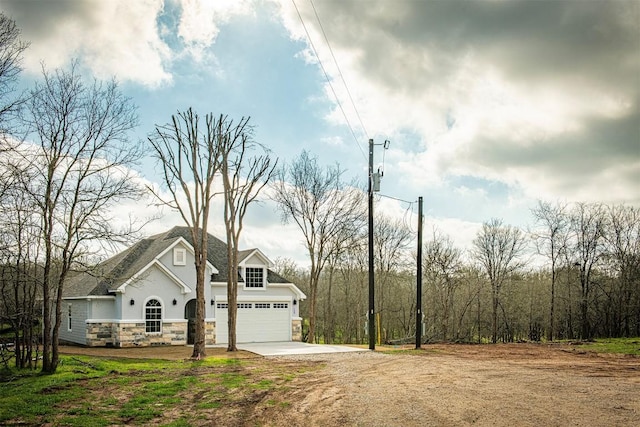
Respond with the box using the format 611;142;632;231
1;0;639;267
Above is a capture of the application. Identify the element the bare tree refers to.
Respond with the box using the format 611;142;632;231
605;205;640;336
0;13;28;137
373;214;412;341
217;116;277;351
530;200;569;340
472;218;527;343
424;230;463;341
271;150;364;343
322;218;363;344
568;203;607;340
0;164;41;369
19;63;142;373
148;109;223;359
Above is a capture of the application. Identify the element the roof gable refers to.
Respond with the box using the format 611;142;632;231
63;226;295;298
238;248;274;268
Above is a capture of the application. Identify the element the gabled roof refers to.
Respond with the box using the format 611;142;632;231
238;248;274;268
63;226;296;297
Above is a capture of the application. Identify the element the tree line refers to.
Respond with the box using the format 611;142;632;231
273;196;639;345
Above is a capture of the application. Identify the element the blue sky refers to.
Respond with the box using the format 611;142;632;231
2;0;638;266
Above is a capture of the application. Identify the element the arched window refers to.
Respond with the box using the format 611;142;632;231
145;299;162;333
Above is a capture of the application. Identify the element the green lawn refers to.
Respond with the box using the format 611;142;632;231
0;355;313;426
567;337;640;355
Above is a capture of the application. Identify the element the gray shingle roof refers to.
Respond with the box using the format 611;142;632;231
63;226;291;297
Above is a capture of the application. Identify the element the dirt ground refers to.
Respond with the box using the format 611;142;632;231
60;343;640;426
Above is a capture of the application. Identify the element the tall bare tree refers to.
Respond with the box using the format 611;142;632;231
373;214;412;340
424;230;463;341
19;63;142;373
148;109;223;359
472;218;527;343
217;116;277;351
568;202;607;340
271;150;364;343
531;200;569;341
0;13;28;137
0;163;41;369
605;205;640;336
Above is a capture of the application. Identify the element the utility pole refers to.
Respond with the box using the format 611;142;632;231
415;196;423;349
368;138;375;350
367;138;388;350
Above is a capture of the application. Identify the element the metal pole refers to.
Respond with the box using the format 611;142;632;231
415;196;423;349
368;138;375;350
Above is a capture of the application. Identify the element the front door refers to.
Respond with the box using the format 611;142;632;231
184;299;196;345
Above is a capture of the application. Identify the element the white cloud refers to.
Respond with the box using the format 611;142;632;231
177;0;253;61
2;0;173;87
275;0;640;208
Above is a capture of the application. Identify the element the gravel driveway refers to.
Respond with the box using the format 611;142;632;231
270;344;640;427
59;343;640;426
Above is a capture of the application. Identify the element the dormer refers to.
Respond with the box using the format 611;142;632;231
238;249;274;290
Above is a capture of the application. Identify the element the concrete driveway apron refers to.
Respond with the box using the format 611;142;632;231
238;341;368;356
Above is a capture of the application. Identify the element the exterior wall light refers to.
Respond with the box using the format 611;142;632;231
210;299;215;306
130;299;135;306
172;299;177;306
293;299;297;305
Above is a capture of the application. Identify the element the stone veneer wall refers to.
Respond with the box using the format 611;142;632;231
86;322;116;347
205;321;215;345
292;318;302;341
86;321;189;347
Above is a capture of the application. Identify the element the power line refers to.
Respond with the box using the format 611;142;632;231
377;193;416;205
309;0;369;139
291;0;368;162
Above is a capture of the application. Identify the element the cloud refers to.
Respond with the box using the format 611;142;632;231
1;0;172;87
176;0;253;61
277;0;640;205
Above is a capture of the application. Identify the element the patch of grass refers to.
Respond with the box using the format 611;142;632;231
281;373;296;382
253;379;274;389
570;338;640;355
1;354;312;426
57;414;113;427
219;372;247;388
162;418;192;427
196;400;222;410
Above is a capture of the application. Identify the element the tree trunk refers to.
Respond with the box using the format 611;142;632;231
548;267;556;341
191;252;207;359
307;274;318;343
491;291;499;344
226;237;238;352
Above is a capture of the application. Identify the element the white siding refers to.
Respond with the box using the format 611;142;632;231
157;242;208;290
90;298;115;319
119;264;210;321
59;300;89;345
243;253;264;265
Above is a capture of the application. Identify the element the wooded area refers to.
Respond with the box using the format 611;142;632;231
275;201;639;345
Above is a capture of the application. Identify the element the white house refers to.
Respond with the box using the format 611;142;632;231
60;226;306;347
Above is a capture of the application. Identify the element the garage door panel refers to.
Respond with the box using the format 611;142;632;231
216;302;291;343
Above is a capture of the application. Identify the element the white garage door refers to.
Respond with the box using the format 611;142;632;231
216;302;291;343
